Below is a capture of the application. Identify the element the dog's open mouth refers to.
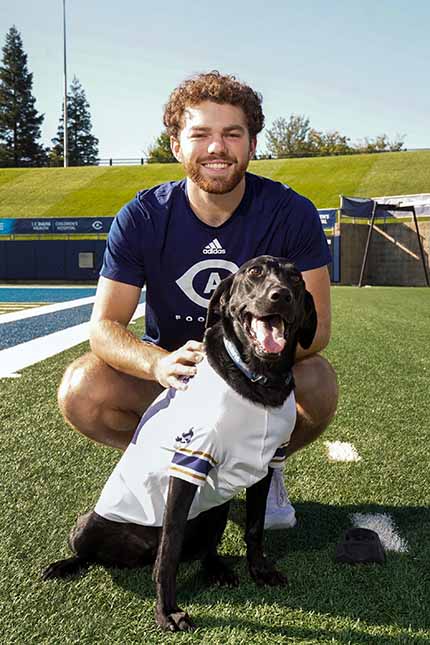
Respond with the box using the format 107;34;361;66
244;313;287;355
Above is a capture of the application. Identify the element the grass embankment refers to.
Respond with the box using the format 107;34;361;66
0;150;429;218
1;287;429;643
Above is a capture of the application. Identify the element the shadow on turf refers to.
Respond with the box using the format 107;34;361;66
110;498;429;633
180;616;424;644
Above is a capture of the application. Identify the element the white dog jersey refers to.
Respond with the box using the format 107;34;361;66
95;357;296;526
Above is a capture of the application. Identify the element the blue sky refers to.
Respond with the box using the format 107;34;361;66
1;0;429;158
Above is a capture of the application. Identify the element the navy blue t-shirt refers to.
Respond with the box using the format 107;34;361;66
101;172;331;351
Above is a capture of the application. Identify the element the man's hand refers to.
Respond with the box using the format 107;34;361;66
89;278;205;386
153;341;204;390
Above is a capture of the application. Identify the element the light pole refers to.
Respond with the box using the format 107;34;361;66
62;0;68;167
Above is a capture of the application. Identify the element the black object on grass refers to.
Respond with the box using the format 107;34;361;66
335;528;386;565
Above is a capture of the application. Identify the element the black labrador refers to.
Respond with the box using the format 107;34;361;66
42;256;317;632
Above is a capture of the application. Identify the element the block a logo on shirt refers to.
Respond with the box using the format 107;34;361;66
176;259;239;309
203;238;226;254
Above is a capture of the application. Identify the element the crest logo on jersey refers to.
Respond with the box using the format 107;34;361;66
175;259;239;308
175;428;194;446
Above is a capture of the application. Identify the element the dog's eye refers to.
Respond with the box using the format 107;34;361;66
248;266;263;277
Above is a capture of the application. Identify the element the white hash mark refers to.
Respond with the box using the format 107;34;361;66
351;513;409;553
324;440;362;462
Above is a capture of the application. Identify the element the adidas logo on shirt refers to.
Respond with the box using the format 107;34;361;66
202;238;226;255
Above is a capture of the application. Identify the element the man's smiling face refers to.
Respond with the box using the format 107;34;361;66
171;101;256;195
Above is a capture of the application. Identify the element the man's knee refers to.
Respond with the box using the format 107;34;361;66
57;353;162;446
293;354;338;426
57;353;103;429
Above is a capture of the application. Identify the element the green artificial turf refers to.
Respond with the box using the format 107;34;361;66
0;287;429;643
1;150;429;217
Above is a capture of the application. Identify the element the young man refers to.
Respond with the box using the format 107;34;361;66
58;71;338;529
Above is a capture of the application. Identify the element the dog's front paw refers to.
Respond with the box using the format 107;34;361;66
249;558;288;587
41;556;85;580
155;608;196;632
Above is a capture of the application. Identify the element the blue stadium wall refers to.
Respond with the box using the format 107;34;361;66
0;213;340;282
0;239;107;281
0;218;113;281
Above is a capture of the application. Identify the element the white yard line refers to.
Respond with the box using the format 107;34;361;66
0;322;92;377
0;296;96;324
0;303;146;378
0;284;94;289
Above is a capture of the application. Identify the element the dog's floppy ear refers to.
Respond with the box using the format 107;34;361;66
297;290;318;349
205;273;235;329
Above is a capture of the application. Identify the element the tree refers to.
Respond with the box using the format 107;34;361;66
265;114;311;158
265;112;406;159
355;133;405;154
146;130;176;163
0;26;46;167
50;76;99;166
307;129;352;156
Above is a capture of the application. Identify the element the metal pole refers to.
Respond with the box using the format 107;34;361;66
63;0;68;167
358;200;377;287
410;206;430;286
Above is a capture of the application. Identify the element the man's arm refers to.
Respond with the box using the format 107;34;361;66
296;265;331;360
89;276;203;389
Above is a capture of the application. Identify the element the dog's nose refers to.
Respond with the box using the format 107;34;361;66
268;287;292;303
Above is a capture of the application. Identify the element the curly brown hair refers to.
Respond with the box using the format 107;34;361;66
163;71;265;139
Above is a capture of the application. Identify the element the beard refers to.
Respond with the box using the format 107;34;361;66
182;155;249;194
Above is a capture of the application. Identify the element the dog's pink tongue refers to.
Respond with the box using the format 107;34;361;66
252;317;286;353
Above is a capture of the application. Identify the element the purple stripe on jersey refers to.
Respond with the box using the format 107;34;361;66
131;387;176;444
172;452;214;476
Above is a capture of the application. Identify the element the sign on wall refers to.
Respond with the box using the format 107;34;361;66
0;217;114;235
318;209;337;229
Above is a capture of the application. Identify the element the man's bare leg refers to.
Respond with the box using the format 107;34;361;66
287;354;338;457
58;352;163;451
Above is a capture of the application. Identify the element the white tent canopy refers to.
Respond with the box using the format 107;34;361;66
375;194;430;218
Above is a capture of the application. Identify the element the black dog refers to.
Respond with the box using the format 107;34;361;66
42;256;317;632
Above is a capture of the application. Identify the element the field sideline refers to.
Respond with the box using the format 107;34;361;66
1;150;430;217
1;286;429;644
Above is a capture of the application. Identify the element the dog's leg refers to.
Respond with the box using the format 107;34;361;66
41;511;96;580
41;555;90;580
245;469;288;586
153;477;197;632
200;503;239;587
